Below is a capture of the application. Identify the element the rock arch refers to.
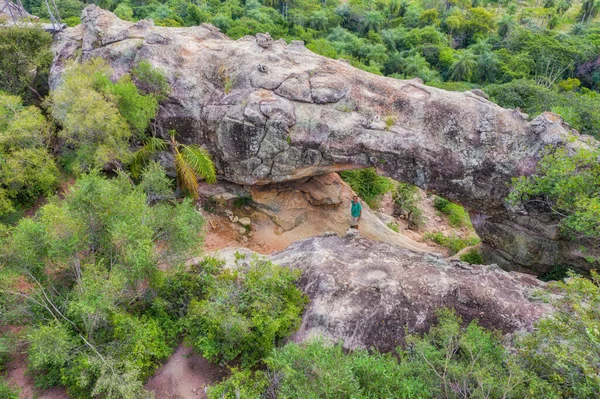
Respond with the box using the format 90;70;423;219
51;6;599;273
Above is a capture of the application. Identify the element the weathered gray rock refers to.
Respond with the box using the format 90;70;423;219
215;236;550;351
50;6;599;273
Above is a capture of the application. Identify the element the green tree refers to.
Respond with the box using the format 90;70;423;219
509;146;600;254
518;272;600;397
448;50;477;81
1;171;205;397
131;130;216;198
186;254;307;366
578;0;600;22
0;25;53;102
0;94;58;216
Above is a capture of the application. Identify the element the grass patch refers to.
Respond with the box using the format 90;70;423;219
433;196;471;228
424;232;480;255
459;248;484;264
386;222;400;233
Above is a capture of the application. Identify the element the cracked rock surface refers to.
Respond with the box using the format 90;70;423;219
51;6;599;273
215;235;550;351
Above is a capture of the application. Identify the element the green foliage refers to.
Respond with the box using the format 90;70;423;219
339;168;394;208
517;272;600;397
48;58;162;173
0;94;58;215
94;73;159;138
0;25;53;102
139;161;173;199
393;182;424;229
0;379;19;399
233;195;252;208
387;222;400;233
509;146;600;254
537;265;579;281
47;59;132;172
0;172;206;398
209;309;555;399
186;254;307;366
459;248;484;264
433;196;471;228
424;231;480;254
132;60;170;100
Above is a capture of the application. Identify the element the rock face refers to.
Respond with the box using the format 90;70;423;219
50;6;599;273
214;235;550;351
248;173;435;253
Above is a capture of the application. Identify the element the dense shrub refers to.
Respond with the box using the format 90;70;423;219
0;25;53;102
186;254;308;366
433;196;472;228
509;146;600;261
459;248;484;264
47;58;160;172
0;379;19;399
208;309;556;399
339;168;394;208
517;272;600;397
424;231;480;254
0;94;58;216
0;171;205;398
393;182;424;229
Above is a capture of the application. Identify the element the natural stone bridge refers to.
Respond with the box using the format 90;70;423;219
51;6;599;273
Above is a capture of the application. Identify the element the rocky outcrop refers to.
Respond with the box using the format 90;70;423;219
50;6;599;273
214;235;550;351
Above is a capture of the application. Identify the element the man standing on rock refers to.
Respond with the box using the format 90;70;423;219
351;196;362;229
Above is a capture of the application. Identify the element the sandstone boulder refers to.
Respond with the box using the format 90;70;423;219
50;6;599;273
214;236;550;351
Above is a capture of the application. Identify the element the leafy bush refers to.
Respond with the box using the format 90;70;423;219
1;171;206;398
424;231;480;254
48;58;161;173
132;60;170;100
459;248;484;264
186;255;308;366
0;25;53;102
393;182;424;229
433;196;471;227
537;265;581;282
0;379;19;399
509;146;600;259
339;168;394;208
0;94;58;215
517;272;600;397
94;73;158;138
209;309;556;399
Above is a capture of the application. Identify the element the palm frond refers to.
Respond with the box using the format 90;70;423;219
174;146;199;198
130;136;168;178
146;136;169;152
181;145;217;184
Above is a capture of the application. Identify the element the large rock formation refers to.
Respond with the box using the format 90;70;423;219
50;6;599;273
214;235;550;351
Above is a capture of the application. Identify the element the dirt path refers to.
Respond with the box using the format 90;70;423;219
145;345;227;399
4;350;69;399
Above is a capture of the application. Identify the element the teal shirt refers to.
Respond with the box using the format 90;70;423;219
351;201;362;217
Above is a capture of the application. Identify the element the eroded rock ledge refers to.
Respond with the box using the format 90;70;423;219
51;6;599;272
215;235;550;351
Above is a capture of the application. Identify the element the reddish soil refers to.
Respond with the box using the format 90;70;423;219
145;345;228;399
3;350;69;399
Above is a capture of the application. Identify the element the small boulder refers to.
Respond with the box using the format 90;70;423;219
239;227;247;235
256;33;273;48
238;217;251;227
